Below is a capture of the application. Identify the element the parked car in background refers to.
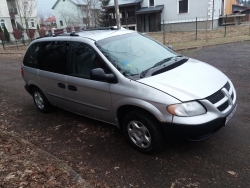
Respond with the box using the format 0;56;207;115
21;28;237;153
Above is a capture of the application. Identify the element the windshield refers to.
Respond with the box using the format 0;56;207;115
95;32;178;76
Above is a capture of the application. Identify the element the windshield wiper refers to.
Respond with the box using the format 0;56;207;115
140;55;183;78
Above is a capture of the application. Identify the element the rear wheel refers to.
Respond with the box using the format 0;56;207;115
123;110;164;153
32;87;52;113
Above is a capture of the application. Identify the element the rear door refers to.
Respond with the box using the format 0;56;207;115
38;40;71;109
65;41;113;123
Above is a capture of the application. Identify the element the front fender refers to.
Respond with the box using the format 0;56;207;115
113;97;165;123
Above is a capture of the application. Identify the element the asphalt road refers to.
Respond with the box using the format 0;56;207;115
0;41;250;188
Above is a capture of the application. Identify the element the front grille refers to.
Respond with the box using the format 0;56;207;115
218;101;229;111
205;81;234;112
206;90;224;104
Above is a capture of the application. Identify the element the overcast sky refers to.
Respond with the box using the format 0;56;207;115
36;0;57;16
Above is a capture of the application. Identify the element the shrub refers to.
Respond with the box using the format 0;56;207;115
3;25;10;42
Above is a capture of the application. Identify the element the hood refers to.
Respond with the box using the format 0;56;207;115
138;58;228;102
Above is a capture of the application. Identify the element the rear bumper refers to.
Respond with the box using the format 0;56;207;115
24;84;32;95
160;104;237;141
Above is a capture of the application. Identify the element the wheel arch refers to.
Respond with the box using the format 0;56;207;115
115;98;165;128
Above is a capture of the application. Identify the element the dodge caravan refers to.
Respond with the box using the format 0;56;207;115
21;29;237;153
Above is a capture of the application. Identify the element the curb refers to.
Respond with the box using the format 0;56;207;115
0;52;24;55
6;131;92;188
175;39;250;52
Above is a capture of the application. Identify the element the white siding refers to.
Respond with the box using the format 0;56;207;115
53;0;79;29
139;0;222;24
0;0;12;31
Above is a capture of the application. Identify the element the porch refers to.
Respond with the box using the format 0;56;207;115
107;5;140;29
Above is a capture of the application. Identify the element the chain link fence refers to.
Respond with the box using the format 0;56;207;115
148;15;250;47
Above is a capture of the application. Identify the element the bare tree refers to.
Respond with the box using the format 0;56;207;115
75;0;100;28
14;0;37;30
59;10;72;28
38;11;52;26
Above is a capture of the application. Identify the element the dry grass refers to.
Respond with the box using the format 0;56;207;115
147;25;250;50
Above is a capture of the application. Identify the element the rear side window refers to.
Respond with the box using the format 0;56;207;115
38;41;68;74
23;43;40;68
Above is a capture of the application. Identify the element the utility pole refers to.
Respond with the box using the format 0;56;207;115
114;0;121;29
212;0;214;29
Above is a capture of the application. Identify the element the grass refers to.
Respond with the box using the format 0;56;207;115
147;25;250;50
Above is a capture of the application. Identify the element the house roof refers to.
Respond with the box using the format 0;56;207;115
232;4;250;13
240;8;250;14
104;0;142;8
52;0;86;9
45;16;56;22
136;5;164;14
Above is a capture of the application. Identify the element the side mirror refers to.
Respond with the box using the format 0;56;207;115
90;68;117;83
167;45;173;50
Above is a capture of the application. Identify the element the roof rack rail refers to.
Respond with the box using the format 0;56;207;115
35;34;56;40
83;27;118;31
70;32;79;36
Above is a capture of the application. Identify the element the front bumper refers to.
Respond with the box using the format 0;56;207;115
160;104;237;141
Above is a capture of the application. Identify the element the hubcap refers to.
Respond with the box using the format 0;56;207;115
34;92;44;110
127;121;151;148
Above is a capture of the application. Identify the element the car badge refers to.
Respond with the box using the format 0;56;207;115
222;88;233;106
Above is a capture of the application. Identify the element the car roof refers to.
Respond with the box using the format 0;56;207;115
76;29;135;41
34;29;136;43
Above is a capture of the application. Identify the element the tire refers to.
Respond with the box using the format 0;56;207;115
123;110;164;154
32;87;52;113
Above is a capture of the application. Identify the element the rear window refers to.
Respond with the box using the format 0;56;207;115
23;41;68;75
38;41;68;74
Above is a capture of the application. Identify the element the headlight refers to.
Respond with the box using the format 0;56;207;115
167;101;206;117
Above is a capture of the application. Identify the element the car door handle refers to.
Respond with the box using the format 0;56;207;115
68;85;77;91
58;83;66;89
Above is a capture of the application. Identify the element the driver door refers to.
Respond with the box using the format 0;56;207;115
65;41;113;123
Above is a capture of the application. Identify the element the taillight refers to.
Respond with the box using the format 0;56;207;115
21;68;24;78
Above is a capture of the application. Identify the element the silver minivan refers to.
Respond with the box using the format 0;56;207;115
21;29;237;153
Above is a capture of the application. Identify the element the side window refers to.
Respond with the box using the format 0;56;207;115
69;42;109;79
38;41;68;74
23;42;40;68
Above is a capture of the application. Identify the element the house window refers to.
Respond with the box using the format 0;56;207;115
24;2;29;11
149;0;154;6
0;19;5;29
60;21;63;26
179;0;188;13
79;5;86;11
31;19;35;27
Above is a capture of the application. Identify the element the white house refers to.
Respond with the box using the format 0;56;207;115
0;0;38;40
52;0;100;29
105;0;226;32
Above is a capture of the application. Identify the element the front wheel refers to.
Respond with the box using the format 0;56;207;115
32;87;52;113
123;110;164;154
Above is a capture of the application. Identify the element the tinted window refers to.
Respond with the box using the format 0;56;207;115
39;41;68;74
23;42;40;68
69;42;109;79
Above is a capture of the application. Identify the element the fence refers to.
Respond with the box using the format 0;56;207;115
0;26;83;50
157;15;250;46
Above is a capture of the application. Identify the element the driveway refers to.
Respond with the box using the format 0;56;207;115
0;41;250;187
